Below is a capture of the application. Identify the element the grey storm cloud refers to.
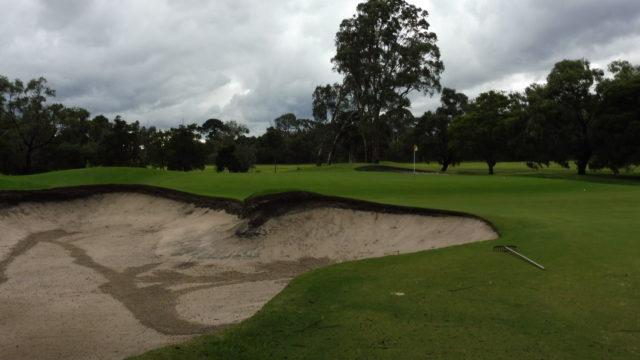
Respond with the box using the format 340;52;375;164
2;0;640;133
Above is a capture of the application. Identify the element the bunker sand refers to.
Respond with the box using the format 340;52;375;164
0;187;498;359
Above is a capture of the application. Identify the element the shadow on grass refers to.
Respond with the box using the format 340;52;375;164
517;172;640;186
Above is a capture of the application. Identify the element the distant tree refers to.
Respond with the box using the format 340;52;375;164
544;59;604;175
0;76;18;173
273;113;300;134
231;142;257;172
332;0;443;162
418;88;468;172
220;120;249;142
215;143;256;173
312;83;356;164
384;107;415;162
450;91;512;175
590;60;640;172
0;77;62;174
271;113;321;164
199;118;225;139
50;107;92;170
140;126;169;169
95;116;142;167
165;124;206;171
260;127;285;172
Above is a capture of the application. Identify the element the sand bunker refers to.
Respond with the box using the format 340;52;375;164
0;186;497;360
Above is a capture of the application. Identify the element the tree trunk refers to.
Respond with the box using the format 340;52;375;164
315;146;323;167
576;160;587;175
326;128;344;165
487;160;496;175
361;134;368;163
371;137;380;163
440;162;449;172
24;148;33;175
576;141;591;175
576;117;591;175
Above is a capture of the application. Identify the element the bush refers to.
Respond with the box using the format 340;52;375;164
215;144;256;173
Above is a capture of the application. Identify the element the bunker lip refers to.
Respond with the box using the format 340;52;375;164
0;184;498;234
355;165;440;174
0;185;499;359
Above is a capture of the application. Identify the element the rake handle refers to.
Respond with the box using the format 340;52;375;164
504;246;546;270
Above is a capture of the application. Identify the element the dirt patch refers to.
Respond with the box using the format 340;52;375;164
0;186;498;359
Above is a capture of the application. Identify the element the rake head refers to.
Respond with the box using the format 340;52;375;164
493;245;517;252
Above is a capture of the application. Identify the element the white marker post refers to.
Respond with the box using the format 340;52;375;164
412;144;418;174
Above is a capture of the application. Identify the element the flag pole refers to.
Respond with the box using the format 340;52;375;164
412;144;418;174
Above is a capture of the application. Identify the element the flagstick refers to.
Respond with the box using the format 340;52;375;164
413;150;416;174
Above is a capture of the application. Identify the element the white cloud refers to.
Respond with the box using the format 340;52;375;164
1;0;639;133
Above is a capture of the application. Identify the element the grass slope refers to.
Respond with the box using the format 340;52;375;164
1;163;639;359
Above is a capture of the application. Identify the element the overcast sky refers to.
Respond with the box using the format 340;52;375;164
2;0;640;133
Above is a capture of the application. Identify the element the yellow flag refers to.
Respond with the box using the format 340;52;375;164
412;144;418;152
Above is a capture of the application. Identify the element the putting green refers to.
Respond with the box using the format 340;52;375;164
1;163;638;359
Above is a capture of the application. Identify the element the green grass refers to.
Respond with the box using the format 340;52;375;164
1;163;639;359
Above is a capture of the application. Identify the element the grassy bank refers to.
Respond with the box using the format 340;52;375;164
1;163;638;359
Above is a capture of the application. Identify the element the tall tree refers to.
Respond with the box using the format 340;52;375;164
332;0;443;162
590;60;640;172
165;124;207;171
199;118;225;139
545;59;604;175
418;88;468;172
95;116;142;167
50;107;92;170
312;83;355;165
1;77;62;174
450;91;512;175
140;126;169;169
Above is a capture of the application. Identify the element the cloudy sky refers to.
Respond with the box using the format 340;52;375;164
2;0;640;133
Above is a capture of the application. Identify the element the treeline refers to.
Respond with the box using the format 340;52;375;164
3;0;638;176
1;58;639;175
0;76;257;174
304;59;640;175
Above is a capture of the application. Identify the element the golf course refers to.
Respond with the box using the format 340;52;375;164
1;162;638;359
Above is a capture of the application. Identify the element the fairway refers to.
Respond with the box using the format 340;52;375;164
0;163;639;359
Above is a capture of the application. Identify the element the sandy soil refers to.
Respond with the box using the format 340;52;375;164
0;192;497;360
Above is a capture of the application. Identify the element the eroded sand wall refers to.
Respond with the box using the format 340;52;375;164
0;189;498;360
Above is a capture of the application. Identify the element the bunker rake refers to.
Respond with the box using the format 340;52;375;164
494;245;545;270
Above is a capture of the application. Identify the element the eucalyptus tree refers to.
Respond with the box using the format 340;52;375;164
312;83;356;164
591;60;640;172
545;59;604;175
166;124;207;171
0;77;62;174
418;88;468;172
332;0;443;162
450;91;512;175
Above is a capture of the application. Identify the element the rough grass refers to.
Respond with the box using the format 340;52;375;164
1;163;639;359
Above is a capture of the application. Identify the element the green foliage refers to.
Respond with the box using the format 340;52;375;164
591;76;640;172
0;76;62;173
94;116;144;167
543;59;604;174
416;88;468;171
166;124;207;171
215;143;256;173
256;114;326;166
450;91;512;174
312;83;356;165
332;0;443;162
